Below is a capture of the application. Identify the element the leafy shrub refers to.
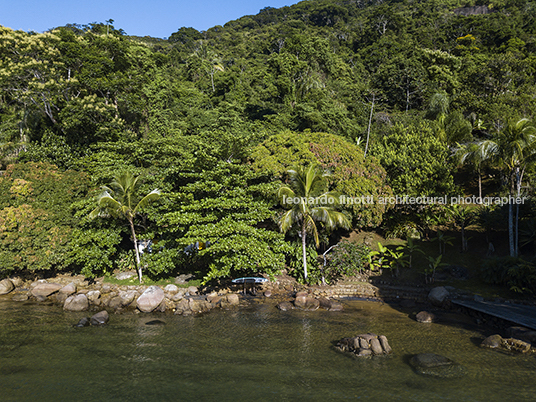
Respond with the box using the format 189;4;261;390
326;240;371;280
481;257;536;294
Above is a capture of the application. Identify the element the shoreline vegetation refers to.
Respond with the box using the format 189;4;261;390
1;0;536;306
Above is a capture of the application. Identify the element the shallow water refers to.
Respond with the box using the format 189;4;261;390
0;299;535;401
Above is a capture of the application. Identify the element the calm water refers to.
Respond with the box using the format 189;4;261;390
0;298;535;401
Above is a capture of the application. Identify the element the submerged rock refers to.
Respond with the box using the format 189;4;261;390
277;301;294;311
90;310;109;326
75;317;90;327
145;320;166;326
409;353;465;378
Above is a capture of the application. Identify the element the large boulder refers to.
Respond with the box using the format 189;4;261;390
31;283;63;298
0;278;15;295
409;353;465;378
428;287;449;307
137;286;165;313
63;294;89;311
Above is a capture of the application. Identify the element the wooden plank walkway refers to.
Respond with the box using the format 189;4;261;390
452;299;536;330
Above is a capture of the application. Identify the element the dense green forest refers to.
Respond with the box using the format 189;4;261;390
1;0;536;288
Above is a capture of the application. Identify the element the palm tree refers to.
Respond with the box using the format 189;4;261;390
277;165;350;282
90;172;161;283
456;141;495;200
476;118;536;257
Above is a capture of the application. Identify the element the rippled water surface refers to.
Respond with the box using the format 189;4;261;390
0;298;535;401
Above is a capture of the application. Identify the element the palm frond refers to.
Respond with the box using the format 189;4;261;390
134;189;161;214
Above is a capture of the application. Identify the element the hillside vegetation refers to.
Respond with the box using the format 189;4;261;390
1;0;536;289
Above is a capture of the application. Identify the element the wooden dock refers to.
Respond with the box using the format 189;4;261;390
452;299;536;330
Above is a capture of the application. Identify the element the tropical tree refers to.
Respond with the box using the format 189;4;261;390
90;172;160;282
455;141;494;200
277;165;350;282
476;118;536;257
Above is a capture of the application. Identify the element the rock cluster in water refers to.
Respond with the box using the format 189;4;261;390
481;334;535;354
335;333;392;357
277;291;343;312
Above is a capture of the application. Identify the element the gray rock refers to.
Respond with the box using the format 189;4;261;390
174;298;191;315
115;271;136;281
370;338;383;355
107;296;124;310
294;295;320;310
319;297;343;311
90;310;109;325
474;294;484;302
31;283;63;298
379;335;392;354
187;286;198;295
119;290;138;306
416;311;435;323
226;293;240;306
481;334;503;348
75;317;90;327
188;298;211;314
12;293;28;302
55;292;69;304
59;283;76;296
428;286;449;306
9;277;24;287
63;294;89;311
409;353;465;378
336;334;391;357
277;301;294;311
164;284;179;294
87;290;101;303
136;286;165;313
329;301;344;311
0;278;15;295
175;274;193;284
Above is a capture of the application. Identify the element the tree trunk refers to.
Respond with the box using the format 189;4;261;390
509;201;515;257
129;218;143;283
302;224;308;282
364;94;375;158
478;169;482;201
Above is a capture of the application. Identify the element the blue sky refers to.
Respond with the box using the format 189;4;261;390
0;0;299;38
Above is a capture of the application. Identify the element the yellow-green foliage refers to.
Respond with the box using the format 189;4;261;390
0;162;90;273
251;131;392;227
